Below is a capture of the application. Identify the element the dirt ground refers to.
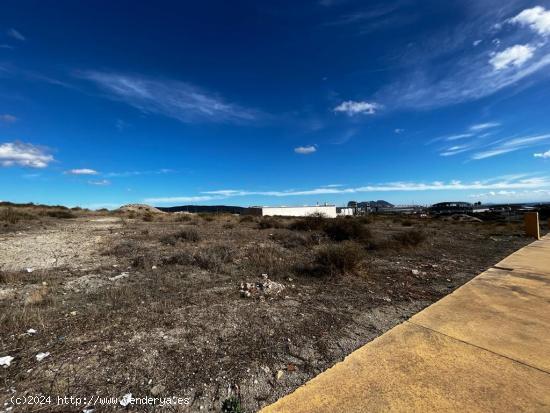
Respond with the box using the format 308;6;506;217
0;207;536;412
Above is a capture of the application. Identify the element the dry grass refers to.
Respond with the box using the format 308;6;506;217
314;241;364;275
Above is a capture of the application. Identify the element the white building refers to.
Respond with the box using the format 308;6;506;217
246;205;337;218
336;207;354;216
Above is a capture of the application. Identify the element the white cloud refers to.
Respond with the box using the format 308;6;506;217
472;134;550;159
65;168;98;175
294;145;317;154
0;114;17;123
394;128;404;134
105;169;174;178
0;141;53;168
510;6;550;36
444;133;475;141
197;175;550;198
470;122;500;131
534;150;550;158
473;39;482;47
490;44;535;71
334;100;380;115
79;71;258;124
7;28;25;41
88;179;110;186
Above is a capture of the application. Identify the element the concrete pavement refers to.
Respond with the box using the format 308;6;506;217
261;235;550;413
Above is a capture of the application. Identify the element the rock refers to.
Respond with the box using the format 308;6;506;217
151;384;165;396
119;393;133;407
276;370;284;380
27;328;37;335
411;269;420;275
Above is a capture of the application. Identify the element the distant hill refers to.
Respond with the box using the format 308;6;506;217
348;200;394;209
157;205;246;214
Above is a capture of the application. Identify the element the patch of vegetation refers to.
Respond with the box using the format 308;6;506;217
142;212;154;222
257;216;286;229
45;209;75;219
401;219;413;227
392;229;426;247
175;214;193;222
0;207;36;224
239;215;255;223
221;396;244;413
289;213;326;231
161;227;201;245
314;241;364;275
323;218;371;242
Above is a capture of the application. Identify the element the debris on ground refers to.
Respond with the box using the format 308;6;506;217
0;355;14;367
109;271;129;281
239;274;285;298
26;328;37;335
35;352;50;361
119;393;133;407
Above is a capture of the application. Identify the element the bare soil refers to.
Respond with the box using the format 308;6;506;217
0;209;533;412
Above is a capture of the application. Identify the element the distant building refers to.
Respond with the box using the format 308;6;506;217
246;205;337;218
429;202;473;215
336;207;354;216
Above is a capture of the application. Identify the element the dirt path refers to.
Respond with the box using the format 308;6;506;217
0;217;122;271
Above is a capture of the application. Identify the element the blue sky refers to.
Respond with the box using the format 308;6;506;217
1;0;550;208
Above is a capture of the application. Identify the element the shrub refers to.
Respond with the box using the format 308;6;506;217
289;213;326;231
142;212;154;222
222;397;244;413
324;218;371;242
175;214;192;222
193;244;233;271
45;209;75;219
401;219;413;227
258;216;285;229
161;227;201;245
270;230;313;248
0;207;36;224
198;213;214;221
314;241;364;275
239;215;255;223
392;229;426;247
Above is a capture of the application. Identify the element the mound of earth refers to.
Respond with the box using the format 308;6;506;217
118;204;164;214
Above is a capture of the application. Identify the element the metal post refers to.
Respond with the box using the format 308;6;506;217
524;212;540;240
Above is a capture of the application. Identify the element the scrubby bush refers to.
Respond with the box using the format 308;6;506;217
270;230;313;248
161;227;201;245
198;213;215;221
323;218;371;242
258;216;285;229
392;229;426;247
314;241;364;275
193;244;233;271
0;207;36;224
401;219;413;227
45;209;75;219
175;214;192;222
142;212;154;222
289;213;326;231
239;214;255;223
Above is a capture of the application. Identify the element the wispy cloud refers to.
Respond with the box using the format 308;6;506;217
0;114;17;123
105;168;174;178
7;28;25;41
79;71;259;124
375;5;550;110
0;141;53;168
65;168;98;175
334;100;380;115
88;179;110;186
472;134;550;159
294;145;317;154
534;149;550;159
469;122;500;131
148;175;550;204
144;195;223;204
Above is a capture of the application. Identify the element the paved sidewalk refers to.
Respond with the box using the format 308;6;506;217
261;235;550;413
